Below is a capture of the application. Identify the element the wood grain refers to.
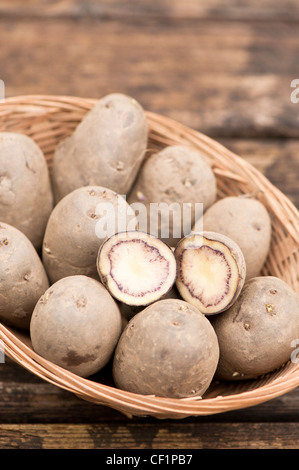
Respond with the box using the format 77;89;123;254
0;0;299;451
0;422;298;449
220;138;299;209
1;17;299;138
1;1;299;21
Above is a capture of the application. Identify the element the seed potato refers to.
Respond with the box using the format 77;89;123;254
128;144;217;246
0;222;49;330
112;298;220;398
210;276;299;380
193;195;272;280
30;275;123;377
42;185;137;284
51;93;148;203
0;132;53;251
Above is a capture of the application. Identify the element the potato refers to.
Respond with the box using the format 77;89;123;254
128;145;217;246
175;231;246;315
51;93;148;203
0;132;53;251
30;275;122;377
0;222;49;330
112;298;220;398
97;230;177;307
193;195;272;280
42;185;137;284
210;276;299;380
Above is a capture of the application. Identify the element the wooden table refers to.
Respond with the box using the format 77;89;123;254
0;0;299;451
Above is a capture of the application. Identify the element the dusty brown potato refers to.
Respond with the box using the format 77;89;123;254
210;276;299;380
51;93;148;203
193;195;272;280
112;298;220;398
0;132;53;251
30;275;123;377
0;222;49;330
42;185;137;284
175;231;246;315
128;144;217;246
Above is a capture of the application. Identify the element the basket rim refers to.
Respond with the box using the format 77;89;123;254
0;94;299;419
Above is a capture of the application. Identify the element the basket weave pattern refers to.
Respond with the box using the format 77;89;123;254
0;95;298;419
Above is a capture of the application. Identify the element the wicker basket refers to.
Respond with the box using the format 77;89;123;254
0;95;299;419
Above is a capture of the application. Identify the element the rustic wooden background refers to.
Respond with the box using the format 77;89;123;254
0;0;299;450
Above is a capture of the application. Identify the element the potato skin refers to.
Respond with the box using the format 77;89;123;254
194;196;272;280
128;145;217;246
0;223;49;330
210;276;299;380
30;275;123;377
51;93;148;203
42;185;136;284
113;299;219;398
0;132;53;251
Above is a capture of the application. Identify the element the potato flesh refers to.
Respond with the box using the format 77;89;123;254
97;231;177;306
175;233;243;315
181;245;236;307
108;240;171;295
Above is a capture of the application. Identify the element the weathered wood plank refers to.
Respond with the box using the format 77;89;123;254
0;422;298;449
1;0;299;21
1;19;298;138
1;356;299;425
0;358;122;424
219;138;299;209
0;0;297;451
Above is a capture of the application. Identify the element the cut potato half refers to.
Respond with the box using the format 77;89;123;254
97;231;177;306
175;231;246;315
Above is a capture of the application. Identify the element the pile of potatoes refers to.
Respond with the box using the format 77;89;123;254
1;92;299;400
